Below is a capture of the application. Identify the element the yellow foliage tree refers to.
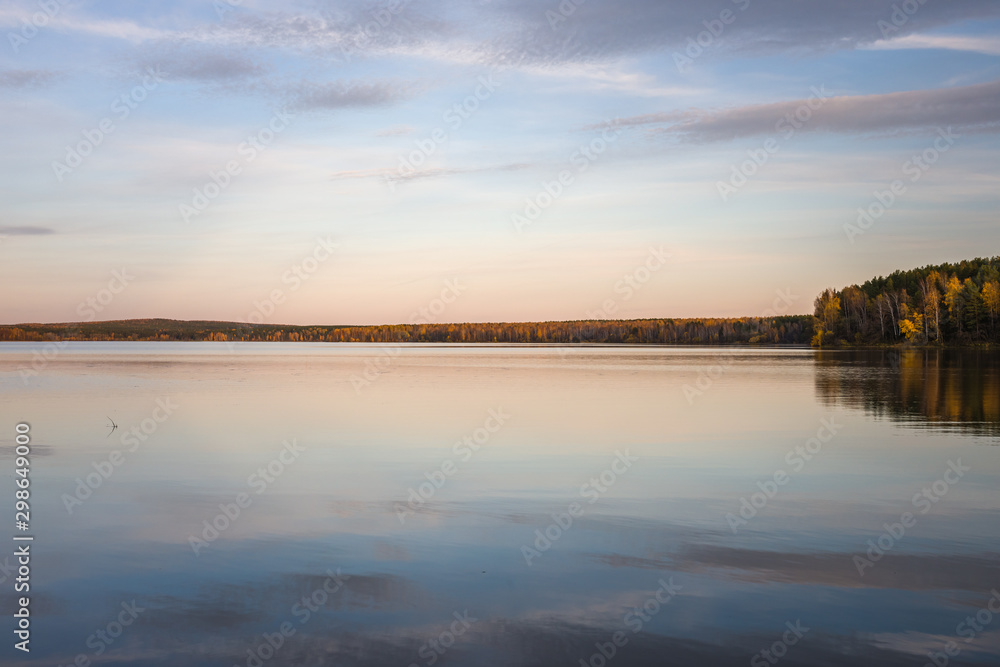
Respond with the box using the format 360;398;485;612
983;280;1000;333
899;314;924;343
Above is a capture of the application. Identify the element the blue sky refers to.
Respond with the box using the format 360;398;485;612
1;0;999;325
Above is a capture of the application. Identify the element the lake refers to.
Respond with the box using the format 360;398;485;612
1;344;998;666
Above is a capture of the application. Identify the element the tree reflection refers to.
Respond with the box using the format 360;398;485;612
815;349;1000;435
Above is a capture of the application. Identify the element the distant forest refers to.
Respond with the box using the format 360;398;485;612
2;257;997;347
813;256;1000;346
0;316;813;346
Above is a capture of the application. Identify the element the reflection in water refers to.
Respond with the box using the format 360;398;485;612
0;343;997;667
816;349;1000;434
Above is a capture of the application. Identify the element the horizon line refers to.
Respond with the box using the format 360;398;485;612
2;314;815;328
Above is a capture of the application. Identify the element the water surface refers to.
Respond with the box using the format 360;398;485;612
1;344;998;666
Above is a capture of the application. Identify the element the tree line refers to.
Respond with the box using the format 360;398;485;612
0;317;813;345
2;257;998;347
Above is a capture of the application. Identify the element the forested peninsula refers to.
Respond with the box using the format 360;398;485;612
813;256;999;346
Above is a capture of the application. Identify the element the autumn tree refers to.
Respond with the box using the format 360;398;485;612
983;280;1000;335
943;275;964;335
899;313;924;344
812;289;841;346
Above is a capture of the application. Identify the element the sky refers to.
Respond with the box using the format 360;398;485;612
1;0;999;326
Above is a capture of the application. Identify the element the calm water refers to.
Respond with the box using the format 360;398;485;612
1;344;998;667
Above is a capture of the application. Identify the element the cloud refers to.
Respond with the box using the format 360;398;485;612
515;61;707;97
62;16;170;42
470;0;1000;67
865;33;1000;56
329;162;530;183
0;225;55;235
185;6;452;61
0;69;61;89
389;163;530;183
605;79;1000;142
153;0;1000;71
376;125;416;137
5;0;1000;75
593;110;688;130
294;79;416;110
125;41;414;109
140;46;267;81
328;167;392;181
0;6;169;42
